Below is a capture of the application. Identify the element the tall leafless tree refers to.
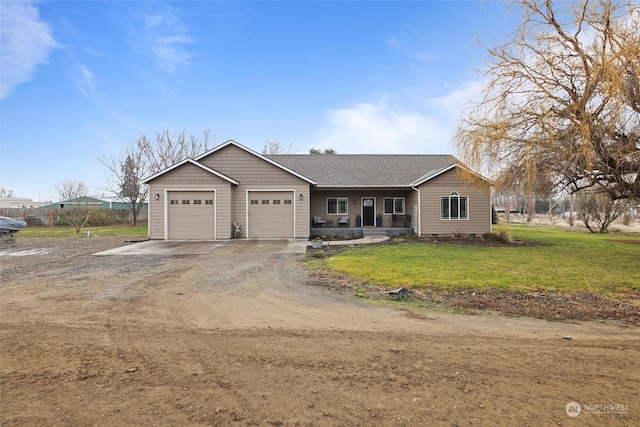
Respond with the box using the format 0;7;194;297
99;129;213;225
55;180;89;201
457;0;640;203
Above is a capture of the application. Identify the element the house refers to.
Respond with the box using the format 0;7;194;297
143;140;493;240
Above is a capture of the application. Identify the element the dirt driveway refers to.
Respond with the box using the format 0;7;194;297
1;236;638;426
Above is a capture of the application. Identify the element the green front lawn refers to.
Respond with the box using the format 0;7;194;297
310;225;640;295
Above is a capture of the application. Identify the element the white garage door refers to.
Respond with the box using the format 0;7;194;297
248;191;294;238
167;191;215;240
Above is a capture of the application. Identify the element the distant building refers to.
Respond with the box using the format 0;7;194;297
39;196;148;210
0;197;48;209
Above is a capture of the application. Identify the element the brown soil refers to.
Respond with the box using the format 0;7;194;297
1;236;639;426
606;239;640;245
309;272;640;323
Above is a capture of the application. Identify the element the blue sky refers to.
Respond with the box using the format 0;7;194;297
1;0;517;201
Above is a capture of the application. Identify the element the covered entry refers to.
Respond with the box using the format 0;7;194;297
362;197;376;226
167;190;215;240
247;191;295;238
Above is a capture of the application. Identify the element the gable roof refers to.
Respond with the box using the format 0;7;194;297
267;154;459;187
142;140;491;188
196;140;317;185
411;163;495;187
142;158;240;185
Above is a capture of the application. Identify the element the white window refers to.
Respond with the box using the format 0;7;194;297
441;192;468;220
383;198;405;214
327;197;348;215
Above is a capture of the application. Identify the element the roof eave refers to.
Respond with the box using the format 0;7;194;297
411;164;495;187
314;184;413;189
196;140;317;185
142;159;240;185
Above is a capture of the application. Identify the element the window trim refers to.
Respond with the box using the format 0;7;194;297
441;192;468;220
383;197;405;215
327;197;348;215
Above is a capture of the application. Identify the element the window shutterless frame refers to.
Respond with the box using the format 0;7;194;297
327;197;348;215
383;197;405;215
441;192;468;220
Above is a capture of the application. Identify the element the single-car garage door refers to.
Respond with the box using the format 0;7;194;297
248;191;294;238
167;191;215;239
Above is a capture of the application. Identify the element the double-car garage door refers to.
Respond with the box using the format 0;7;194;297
167;191;215;240
166;190;294;239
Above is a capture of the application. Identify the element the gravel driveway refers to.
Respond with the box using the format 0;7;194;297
1;235;639;425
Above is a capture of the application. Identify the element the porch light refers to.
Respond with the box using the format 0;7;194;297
299;194;303;201
155;193;160;201
353;198;356;205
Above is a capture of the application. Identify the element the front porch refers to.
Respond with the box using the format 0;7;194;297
309;226;414;238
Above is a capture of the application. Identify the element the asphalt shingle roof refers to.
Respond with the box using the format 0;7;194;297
267;154;458;187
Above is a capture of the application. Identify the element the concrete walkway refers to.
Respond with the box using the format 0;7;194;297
288;235;389;254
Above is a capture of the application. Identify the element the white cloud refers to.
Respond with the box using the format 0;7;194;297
0;1;58;98
134;4;194;75
313;98;450;154
429;80;485;121
76;65;97;100
312;81;485;155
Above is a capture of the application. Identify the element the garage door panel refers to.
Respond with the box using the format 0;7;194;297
168;191;215;240
248;191;294;238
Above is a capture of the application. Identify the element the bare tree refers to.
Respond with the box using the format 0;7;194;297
137;129;214;174
457;0;640;203
99;130;213;225
0;187;15;197
575;189;628;233
262;140;295;155
54;180;92;234
55;180;89;201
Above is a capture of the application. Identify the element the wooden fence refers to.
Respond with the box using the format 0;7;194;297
0;207;147;226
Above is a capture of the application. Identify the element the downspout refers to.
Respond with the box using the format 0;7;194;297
411;186;421;237
490;187;494;233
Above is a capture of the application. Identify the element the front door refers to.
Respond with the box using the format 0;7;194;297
362;197;375;227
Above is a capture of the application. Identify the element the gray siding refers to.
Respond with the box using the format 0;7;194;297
418;168;491;235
